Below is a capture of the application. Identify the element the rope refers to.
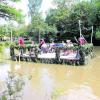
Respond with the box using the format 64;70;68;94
83;26;92;31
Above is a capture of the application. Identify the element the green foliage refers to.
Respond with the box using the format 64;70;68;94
0;25;14;37
0;3;23;21
0;42;5;52
81;43;93;50
95;29;100;39
53;0;68;7
4;41;12;46
46;0;99;41
1;95;7;100
0;41;16;53
0;72;25;100
74;2;97;25
28;0;42;16
93;0;100;10
0;41;12;52
30;13;57;40
0;25;6;36
51;87;66;100
16;25;29;36
93;0;100;29
28;0;57;39
32;13;45;31
46;7;69;26
0;45;3;52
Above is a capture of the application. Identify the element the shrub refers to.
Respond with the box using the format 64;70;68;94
95;28;100;40
0;72;25;100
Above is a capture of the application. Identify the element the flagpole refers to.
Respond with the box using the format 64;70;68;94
79;20;82;38
91;26;93;44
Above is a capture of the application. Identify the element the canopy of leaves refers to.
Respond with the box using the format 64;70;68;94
92;0;100;28
46;0;99;40
0;0;23;22
31;13;57;32
28;0;42;16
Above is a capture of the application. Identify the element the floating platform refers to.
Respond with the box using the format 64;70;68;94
10;44;94;65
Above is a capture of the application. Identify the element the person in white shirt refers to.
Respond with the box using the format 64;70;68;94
66;40;73;48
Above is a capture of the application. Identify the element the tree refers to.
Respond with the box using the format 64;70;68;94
0;0;26;39
0;0;23;22
92;0;100;39
46;0;99;41
27;12;57;42
28;0;42;17
93;0;100;29
28;0;43;42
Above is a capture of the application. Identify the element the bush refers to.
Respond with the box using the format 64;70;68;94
0;45;3;52
0;72;25;100
0;42;5;52
95;29;100;40
4;41;11;46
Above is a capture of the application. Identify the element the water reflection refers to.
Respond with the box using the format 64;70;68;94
0;63;10;80
0;47;100;100
40;68;54;98
15;63;21;70
57;85;100;100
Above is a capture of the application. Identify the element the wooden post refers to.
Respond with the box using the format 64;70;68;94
11;28;12;44
6;24;8;35
19;52;20;62
91;26;93;44
19;47;21;62
79;20;82;38
55;47;60;63
39;30;40;43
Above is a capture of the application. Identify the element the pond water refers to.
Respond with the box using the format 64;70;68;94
0;47;100;100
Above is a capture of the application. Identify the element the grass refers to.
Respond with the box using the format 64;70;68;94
51;87;66;100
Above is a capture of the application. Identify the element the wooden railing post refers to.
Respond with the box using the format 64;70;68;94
55;47;60;64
